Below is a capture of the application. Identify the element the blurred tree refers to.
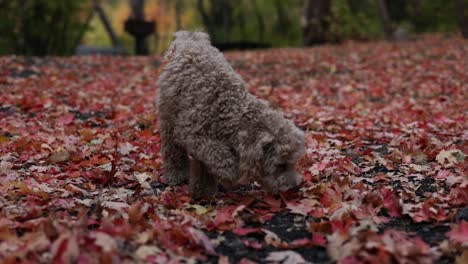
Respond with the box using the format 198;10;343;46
402;0;458;33
126;0;155;55
194;0;303;48
274;0;293;35
0;0;88;55
374;0;394;39
302;0;331;45
93;0;123;49
331;0;382;40
386;0;409;23
130;0;144;20
252;0;266;42
197;0;234;42
456;0;468;38
333;0;462;41
75;0;463;54
175;0;183;30
236;1;248;40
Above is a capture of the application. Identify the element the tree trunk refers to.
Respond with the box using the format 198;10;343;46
93;0;122;48
175;0;182;30
374;0;394;40
196;0;215;36
196;0;233;42
130;0;144;19
222;0;230;37
302;0;331;46
274;0;291;32
129;0;149;55
409;0;422;18
73;9;94;51
456;0;468;38
252;0;265;42
237;6;247;40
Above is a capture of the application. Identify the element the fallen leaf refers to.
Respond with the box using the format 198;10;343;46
455;250;468;264
118;142;137;155
188;227;216;255
263;229;288;248
447;221;468;246
186;204;209;215
135;245;162;260
49;150;71;164
51;232;80;263
265;251;307;264
233;227;263;236
92;231;117;252
436;149;465;167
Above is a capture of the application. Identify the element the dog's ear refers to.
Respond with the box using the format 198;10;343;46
238;130;273;178
173;30;210;42
192;31;210;42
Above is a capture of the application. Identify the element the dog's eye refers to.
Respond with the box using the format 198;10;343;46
262;142;274;153
277;163;288;172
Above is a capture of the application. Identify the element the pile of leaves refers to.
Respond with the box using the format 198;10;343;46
0;35;467;263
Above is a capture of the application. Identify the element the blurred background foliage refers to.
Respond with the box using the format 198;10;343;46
0;0;89;55
0;0;466;56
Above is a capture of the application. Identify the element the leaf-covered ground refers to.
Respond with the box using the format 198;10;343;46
1;35;467;264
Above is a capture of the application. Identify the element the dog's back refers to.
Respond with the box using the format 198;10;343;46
157;31;250;141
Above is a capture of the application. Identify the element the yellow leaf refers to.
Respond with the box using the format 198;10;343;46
186;204;209;215
456;250;468;264
11;181;49;199
436;149;465;167
0;136;10;145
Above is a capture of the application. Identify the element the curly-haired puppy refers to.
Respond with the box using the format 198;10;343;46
157;31;305;198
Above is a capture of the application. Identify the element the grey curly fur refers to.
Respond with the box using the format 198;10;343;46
157;31;305;198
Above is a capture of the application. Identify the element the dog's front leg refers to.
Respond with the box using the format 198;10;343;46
189;159;217;199
184;136;239;188
159;120;190;186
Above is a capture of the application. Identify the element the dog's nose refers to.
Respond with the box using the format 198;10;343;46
287;175;303;192
279;172;303;192
287;185;301;192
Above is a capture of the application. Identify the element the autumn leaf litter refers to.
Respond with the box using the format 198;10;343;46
0;35;467;263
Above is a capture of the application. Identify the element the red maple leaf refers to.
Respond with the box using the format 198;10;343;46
447;221;468;245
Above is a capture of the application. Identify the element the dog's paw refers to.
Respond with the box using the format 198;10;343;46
217;177;239;190
190;184;217;200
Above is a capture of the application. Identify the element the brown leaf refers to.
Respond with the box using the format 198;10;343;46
49;150;70;164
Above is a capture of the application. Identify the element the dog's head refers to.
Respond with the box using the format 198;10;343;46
162;31;210;60
239;114;306;193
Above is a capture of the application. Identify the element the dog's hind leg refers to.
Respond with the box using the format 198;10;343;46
160;121;189;185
